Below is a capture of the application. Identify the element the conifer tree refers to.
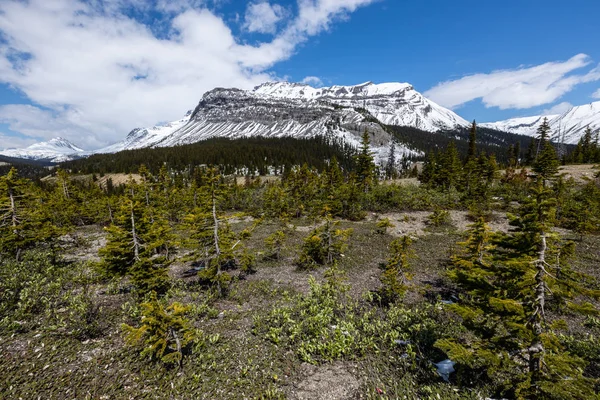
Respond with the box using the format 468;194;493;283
99;178;172;293
122;293;196;367
355;129;376;193
385;139;397;180
297;216;352;269
0;168;60;259
437;177;598;399
184;168;245;296
468;120;477;160
525;138;536;165
533;141;559;186
379;236;413;304
535;117;552;160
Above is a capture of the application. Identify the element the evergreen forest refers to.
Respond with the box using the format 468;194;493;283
1;124;600;399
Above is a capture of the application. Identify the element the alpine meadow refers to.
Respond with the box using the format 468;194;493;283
1;1;600;399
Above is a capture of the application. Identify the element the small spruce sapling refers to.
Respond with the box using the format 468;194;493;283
122;293;197;367
379;236;413;304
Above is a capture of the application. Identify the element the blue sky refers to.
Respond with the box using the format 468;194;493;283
0;0;599;149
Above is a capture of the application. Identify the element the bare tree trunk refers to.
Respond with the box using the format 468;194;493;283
62;180;70;199
529;233;547;388
131;201;140;262
170;327;183;369
212;189;222;295
108;204;114;224
326;219;333;264
8;186;18;235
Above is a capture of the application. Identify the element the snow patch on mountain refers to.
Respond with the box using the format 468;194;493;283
2;81;472;165
481;101;600;144
0;137;84;162
254;81;470;131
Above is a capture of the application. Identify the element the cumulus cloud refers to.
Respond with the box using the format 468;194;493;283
301;76;324;87
593;88;600;99
243;2;287;34
425;54;600;110
0;0;376;149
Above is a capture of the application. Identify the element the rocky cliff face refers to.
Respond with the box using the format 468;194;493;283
4;81;473;163
94;81;473;163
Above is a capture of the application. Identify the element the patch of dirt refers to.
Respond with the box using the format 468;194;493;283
288;362;360;400
65;225;107;262
372;210;512;237
499;164;599;183
248;261;321;295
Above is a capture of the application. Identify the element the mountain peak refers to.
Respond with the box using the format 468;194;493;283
481;100;600;144
0;136;84;162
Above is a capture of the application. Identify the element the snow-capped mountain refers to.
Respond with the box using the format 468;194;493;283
0;137;84;163
0;81;474;164
89;81;469;164
253;81;470;131
94;111;193;154
481;101;600;144
101;86;420;164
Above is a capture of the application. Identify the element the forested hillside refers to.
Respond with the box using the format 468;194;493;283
62;136;358;175
1;128;600;399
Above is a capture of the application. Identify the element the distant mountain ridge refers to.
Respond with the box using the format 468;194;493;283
0;137;84;163
90;81;474;166
480;101;600;144
4;82;599;164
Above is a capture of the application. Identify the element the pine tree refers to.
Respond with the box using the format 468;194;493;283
379;236;413;304
525;138;536;165
533;142;559;186
468;120;477;160
184;168;244;296
535;117;552;160
122;293;196;367
385;139;397;180
355;129;376;193
436;180;598;399
297;216;352;269
514;141;521;166
99;178;173;293
0;168;60;259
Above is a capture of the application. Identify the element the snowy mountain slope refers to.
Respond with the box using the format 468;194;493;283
90;82;469;164
253;81;470;131
0;137;84;162
93;111;193;154
481;101;600;144
148;87;420;165
0;81;477;165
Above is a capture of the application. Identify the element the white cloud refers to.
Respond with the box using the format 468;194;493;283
542;101;573;116
425;54;600;110
301;76;324;87
0;104;96;146
0;0;376;149
593;88;600;99
243;2;287;34
0;133;38;150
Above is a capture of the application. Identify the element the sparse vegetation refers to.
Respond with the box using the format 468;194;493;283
1;129;599;399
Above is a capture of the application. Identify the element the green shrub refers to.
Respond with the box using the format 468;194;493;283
375;217;395;234
264;230;286;260
297;218;352;269
426;208;451;227
122;292;198;366
379;236;413;304
0;251;102;336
